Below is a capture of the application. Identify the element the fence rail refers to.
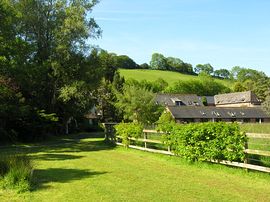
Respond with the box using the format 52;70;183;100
244;149;270;157
211;160;270;173
116;130;270;173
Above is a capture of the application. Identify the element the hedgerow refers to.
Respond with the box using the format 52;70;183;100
162;122;247;162
114;122;143;147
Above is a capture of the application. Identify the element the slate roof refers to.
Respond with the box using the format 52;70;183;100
214;91;261;105
168;106;270;119
155;94;202;106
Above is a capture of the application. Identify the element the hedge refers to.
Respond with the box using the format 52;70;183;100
114;122;143;147
162;122;247;162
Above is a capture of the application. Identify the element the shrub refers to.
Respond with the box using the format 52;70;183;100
156;111;176;133
114;122;143;147
165;77;231;96
0;154;33;193
163;122;247;162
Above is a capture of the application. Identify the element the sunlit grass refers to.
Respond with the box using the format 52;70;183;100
240;123;270;134
119;69;233;88
1;133;270;201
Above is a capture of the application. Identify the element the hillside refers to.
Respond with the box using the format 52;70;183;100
119;69;233;88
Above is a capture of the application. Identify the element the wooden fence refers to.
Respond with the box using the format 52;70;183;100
116;130;270;173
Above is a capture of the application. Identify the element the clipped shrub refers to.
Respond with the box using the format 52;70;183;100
114;122;143;147
163;122;247;162
0;154;33;193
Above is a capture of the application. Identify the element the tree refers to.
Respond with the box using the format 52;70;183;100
1;0;104;137
115;55;139;69
230;66;241;80
156;111;175;133
238;68;267;82
96;72;125;122
233;82;247;92
166;73;230;96
231;67;267;82
125;78;168;93
213;69;230;79
140;63;150;69
252;77;270;102
263;92;270;115
98;50;118;82
115;85;163;124
149;54;194;74
166;57;184;71
150;53;168;70
201;96;208;106
195;64;214;75
166;57;194;73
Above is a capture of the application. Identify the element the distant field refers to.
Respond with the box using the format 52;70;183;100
240;123;270;134
119;69;233;88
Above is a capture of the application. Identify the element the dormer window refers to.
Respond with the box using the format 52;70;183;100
200;111;206;116
175;101;183;106
171;98;184;106
240;112;245;116
212;111;221;117
228;112;236;117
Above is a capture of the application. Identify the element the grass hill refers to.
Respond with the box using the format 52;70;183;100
119;69;233;88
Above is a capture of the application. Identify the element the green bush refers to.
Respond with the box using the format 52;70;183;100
0;154;33;193
163;122;247;162
156;111;175;133
115;122;143;147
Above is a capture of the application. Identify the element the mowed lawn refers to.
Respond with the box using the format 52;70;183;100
1;133;270;202
240;123;270;134
119;69;233;88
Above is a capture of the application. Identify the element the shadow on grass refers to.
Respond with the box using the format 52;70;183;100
0;133;116;155
32;168;107;191
40;139;115;154
31;153;85;161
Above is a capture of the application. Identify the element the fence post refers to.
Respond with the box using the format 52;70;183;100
244;140;249;172
144;132;147;148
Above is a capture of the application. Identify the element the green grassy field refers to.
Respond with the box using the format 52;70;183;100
240;123;270;167
240;123;270;134
119;69;233;87
1;133;270;202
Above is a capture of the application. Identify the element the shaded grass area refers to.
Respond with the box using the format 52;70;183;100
119;69;233;88
1;133;270;201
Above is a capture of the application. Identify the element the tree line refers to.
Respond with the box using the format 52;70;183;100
95;51;268;82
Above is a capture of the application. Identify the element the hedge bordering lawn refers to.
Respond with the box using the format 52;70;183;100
163;122;247;162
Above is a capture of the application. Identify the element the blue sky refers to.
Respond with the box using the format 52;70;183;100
91;0;270;75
